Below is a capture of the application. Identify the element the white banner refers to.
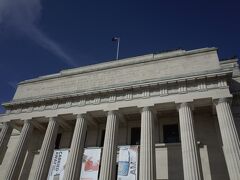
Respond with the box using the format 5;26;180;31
117;146;138;180
80;148;102;180
47;149;70;180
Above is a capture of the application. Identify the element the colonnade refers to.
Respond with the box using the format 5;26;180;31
0;98;239;180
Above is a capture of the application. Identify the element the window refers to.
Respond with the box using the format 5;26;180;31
131;127;141;145
100;129;105;147
163;124;180;143
55;133;62;149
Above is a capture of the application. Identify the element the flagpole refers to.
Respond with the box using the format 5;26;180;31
116;38;120;60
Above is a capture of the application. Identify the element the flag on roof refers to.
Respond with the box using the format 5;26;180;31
112;37;119;41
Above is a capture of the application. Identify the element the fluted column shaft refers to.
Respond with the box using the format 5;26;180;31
5;120;33;180
215;98;240;180
99;111;119;180
139;107;156;180
34;117;59;180
0;122;13;156
178;103;201;180
63;114;87;180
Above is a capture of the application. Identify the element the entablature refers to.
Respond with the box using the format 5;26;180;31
2;71;232;116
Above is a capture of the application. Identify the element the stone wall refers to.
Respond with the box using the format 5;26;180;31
13;49;220;100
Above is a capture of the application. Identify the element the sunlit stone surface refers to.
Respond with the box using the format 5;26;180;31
0;47;240;180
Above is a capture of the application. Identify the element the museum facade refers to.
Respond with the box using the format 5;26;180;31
0;47;240;180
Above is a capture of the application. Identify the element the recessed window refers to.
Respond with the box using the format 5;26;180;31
131;127;141;145
100;129;105;147
55;133;62;149
163;124;180;143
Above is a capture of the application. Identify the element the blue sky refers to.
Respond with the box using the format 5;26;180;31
0;0;239;112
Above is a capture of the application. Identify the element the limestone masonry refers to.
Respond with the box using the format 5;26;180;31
0;47;240;180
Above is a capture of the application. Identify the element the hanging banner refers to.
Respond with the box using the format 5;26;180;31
117;146;138;180
47;149;70;180
80;148;102;180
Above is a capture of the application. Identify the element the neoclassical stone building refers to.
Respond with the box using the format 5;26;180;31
0;47;240;180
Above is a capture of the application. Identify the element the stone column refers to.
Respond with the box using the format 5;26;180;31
5;120;33;180
33;117;59;180
215;98;240;180
0;122;13;156
178;102;201;180
139;106;156;180
63;114;87;180
99;111;119;180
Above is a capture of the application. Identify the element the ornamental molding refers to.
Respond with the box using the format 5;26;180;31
4;74;230;115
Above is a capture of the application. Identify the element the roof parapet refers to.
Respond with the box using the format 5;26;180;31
19;47;217;85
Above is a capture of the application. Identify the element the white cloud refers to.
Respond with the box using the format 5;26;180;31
0;0;78;67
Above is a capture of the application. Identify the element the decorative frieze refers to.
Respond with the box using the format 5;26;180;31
86;95;100;105
11;108;22;114
21;107;29;113
109;93;116;102
45;103;58;110
187;80;198;92
125;90;133;100
197;78;207;91
33;104;45;111
65;101;72;107
133;88;143;99
71;98;81;106
218;78;227;88
159;84;168;96
100;94;109;103
149;86;159;96
78;98;86;106
142;87;150;98
58;100;72;108
168;83;178;94
116;92;125;101
4;76;228;115
178;81;187;93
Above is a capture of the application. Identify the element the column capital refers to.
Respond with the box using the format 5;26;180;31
76;113;87;119
107;110;118;116
47;116;59;124
23;119;33;124
102;110;119;117
142;106;150;112
176;102;194;111
140;106;154;113
213;97;232;106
